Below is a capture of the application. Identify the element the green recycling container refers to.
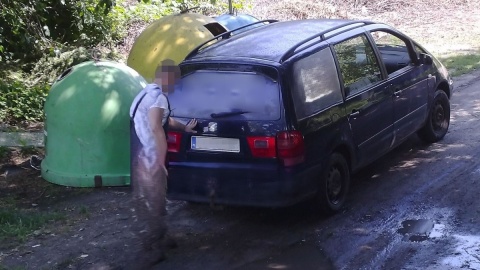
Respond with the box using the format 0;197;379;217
41;61;147;187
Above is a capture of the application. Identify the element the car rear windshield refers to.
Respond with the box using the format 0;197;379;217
169;70;281;121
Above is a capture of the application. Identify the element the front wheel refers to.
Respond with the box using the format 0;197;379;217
418;90;450;143
316;153;350;215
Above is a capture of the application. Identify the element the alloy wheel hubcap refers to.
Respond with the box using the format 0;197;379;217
433;103;445;130
327;167;342;204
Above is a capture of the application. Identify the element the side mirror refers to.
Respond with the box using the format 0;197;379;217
418;53;433;65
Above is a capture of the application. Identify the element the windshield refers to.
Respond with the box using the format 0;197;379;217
169;70;281;120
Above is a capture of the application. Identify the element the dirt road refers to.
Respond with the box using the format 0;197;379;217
310;69;480;269
2;70;480;270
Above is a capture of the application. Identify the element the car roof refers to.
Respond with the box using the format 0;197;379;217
184;19;375;64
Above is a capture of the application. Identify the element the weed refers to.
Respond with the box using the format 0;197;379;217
55;257;77;270
0;266;26;270
0;208;65;244
0;146;10;160
439;52;480;77
0;196;16;208
16;137;27;147
19;146;38;157
79;206;88;215
77;205;91;219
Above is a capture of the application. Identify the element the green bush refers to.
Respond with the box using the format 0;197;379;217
0;79;49;124
0;146;9;160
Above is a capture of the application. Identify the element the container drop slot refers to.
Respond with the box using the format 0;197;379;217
56;68;73;82
204;22;227;36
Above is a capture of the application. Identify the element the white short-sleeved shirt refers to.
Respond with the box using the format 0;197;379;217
130;84;170;151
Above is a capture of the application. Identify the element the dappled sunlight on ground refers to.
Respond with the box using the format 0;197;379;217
442;234;480;269
385;141;470;172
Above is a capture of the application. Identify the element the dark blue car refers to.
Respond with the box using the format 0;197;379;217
166;19;453;214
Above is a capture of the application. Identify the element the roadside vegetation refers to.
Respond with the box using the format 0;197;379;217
438;53;480;77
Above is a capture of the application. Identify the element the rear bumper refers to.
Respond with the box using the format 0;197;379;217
167;162;320;207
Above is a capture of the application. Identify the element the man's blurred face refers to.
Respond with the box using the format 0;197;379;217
161;70;177;86
153;71;173;90
154;58;179;92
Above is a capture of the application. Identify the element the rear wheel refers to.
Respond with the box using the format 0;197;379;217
316;152;350;215
418;90;450;143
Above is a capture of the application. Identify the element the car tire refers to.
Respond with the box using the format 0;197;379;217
418;90;450;143
317;152;350;215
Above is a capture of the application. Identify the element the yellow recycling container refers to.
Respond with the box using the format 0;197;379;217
127;13;227;82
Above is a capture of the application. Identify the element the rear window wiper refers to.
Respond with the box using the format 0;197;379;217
210;111;249;118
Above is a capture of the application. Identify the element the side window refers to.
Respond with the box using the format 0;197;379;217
292;47;342;119
334;34;382;96
370;31;413;75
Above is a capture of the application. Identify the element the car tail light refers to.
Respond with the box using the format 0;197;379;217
276;131;305;166
247;136;276;158
167;131;182;153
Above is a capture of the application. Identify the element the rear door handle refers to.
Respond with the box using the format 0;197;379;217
350;110;360;117
393;87;402;97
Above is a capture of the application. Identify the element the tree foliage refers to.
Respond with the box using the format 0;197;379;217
0;0;244;125
0;0;109;64
0;0;229;66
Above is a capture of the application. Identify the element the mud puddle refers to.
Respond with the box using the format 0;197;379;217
397;219;447;242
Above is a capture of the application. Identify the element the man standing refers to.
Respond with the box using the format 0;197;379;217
129;59;197;268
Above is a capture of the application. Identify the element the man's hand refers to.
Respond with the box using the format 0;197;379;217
185;118;198;133
161;164;168;177
156;155;169;177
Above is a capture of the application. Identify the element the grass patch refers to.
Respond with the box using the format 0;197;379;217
438;52;480;77
78;205;90;219
0;266;26;270
19;146;39;156
0;146;9;160
79;206;88;215
55;257;78;270
0;208;65;243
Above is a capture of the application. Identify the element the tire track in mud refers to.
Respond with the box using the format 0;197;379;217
318;72;480;269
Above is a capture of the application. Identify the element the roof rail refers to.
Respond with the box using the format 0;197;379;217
185;19;278;59
280;20;374;62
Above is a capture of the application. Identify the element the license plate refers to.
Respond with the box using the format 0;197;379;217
191;136;240;153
